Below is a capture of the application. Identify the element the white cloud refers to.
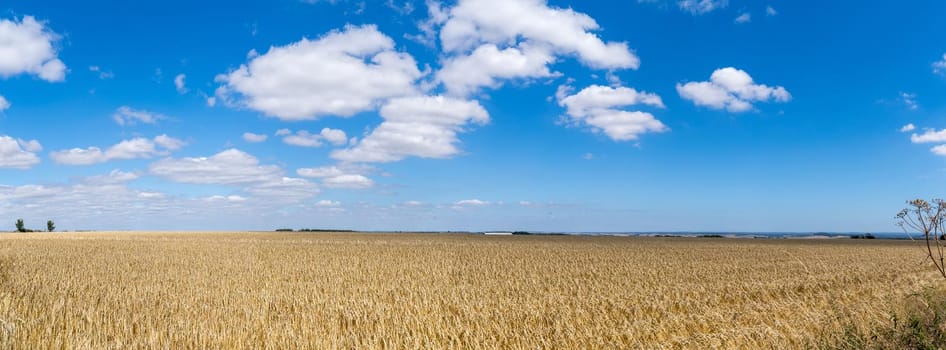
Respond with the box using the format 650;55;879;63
149;149;320;201
678;0;728;14
216;24;422;120
316;199;341;207
766;6;777;16
677;67;791;112
437;43;555;96
49;147;107;165
0;95;8;111
900;92;918;110
106;138;163;159
88;66;114;79
440;0;637;69
385;0;415;14
154;134;186;150
407;0;450;47
282;130;324;147
113;106;167;126
50;135;185;165
137;191;165;199
933;145;946;156
0;16;66;82
0;166;329;230
149;149;281;184
0;136;42;169
560;84;665;113
332;95;489;162
0;182;171;226
297;165;346;178
935;54;946;76
242;132;268;143
297;165;375;189
280;128;348;148
911;129;946;143
455;199;489;206
17;139;42;153
323;174;374;189
206;195;247;203
82;169;140;185
319;128;348;145
734;12;751;23
900;123;916;133
174;74;188;94
242;176;319;200
558;84;668;141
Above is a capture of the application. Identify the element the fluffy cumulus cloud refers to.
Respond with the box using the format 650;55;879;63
315;199;341;207
678;0;728;14
154;134;186;150
216;25;422;120
437;43;555;96
677;67;791;112
149;149;281;184
332;95;489;162
113;106;168;126
440;0;638;69
242;132;268;143
50;135;185;165
0;136;42;169
150;149;319;201
433;0;637;96
82;169;140;185
174;74;188;94
934;54;946;76
0;15;66;82
280;128;348;148
451;198;492;209
322;174;374;189
558;84;668;141
910;129;946;144
455;199;489;206
0;170;313;231
734;12;751;23
905;127;946;156
933;145;946;156
0;181;165;227
320;128;348;145
297;165;375;189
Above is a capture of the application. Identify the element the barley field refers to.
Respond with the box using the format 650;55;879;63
0;232;937;349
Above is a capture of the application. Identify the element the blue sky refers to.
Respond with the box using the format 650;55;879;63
1;0;945;232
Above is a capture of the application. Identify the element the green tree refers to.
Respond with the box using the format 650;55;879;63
47;220;55;232
15;218;25;233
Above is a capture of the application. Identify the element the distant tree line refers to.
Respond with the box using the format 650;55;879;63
13;219;55;232
275;228;355;232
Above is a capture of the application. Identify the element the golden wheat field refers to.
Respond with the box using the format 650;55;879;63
0;232;938;349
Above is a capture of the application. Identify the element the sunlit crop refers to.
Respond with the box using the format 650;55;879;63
0;232;934;348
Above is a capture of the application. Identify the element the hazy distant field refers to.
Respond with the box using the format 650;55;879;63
0;232;937;348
